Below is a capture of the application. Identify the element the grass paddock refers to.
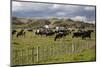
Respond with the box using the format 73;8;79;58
11;29;96;66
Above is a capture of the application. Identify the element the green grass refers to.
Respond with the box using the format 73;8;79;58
11;29;96;66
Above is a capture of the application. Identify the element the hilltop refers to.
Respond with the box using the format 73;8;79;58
12;17;95;29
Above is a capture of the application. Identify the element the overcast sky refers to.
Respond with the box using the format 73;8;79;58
12;1;96;23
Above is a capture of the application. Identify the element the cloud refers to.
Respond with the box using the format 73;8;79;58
71;16;96;24
52;4;61;9
71;16;87;21
55;12;67;16
12;1;96;23
12;1;52;12
12;1;22;11
84;7;95;11
12;1;83;12
87;20;95;24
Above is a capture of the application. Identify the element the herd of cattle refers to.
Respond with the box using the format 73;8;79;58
12;28;94;41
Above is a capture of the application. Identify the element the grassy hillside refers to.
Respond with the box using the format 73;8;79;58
12;17;95;29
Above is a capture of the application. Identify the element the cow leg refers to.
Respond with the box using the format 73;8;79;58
72;35;75;38
89;35;91;39
54;37;57;41
82;35;84;39
16;34;19;38
82;36;86;40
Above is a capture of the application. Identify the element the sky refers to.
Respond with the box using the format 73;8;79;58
12;1;96;23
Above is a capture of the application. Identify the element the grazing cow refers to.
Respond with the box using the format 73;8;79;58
35;29;55;36
35;29;46;36
35;29;39;35
54;30;69;41
72;30;93;39
12;30;17;36
16;29;25;37
72;32;83;38
23;32;26;37
45;30;55;36
81;30;92;39
55;29;70;34
27;29;33;32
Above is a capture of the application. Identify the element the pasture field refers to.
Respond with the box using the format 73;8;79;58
11;29;96;66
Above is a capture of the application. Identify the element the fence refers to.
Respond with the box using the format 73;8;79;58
11;39;95;66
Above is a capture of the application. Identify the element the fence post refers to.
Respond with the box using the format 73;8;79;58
72;40;75;53
18;48;20;65
14;49;18;65
32;47;34;64
36;46;39;63
21;49;24;65
27;48;30;64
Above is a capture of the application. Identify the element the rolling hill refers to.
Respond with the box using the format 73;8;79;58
12;17;95;29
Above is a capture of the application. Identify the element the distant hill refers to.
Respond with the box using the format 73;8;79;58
12;17;95;29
